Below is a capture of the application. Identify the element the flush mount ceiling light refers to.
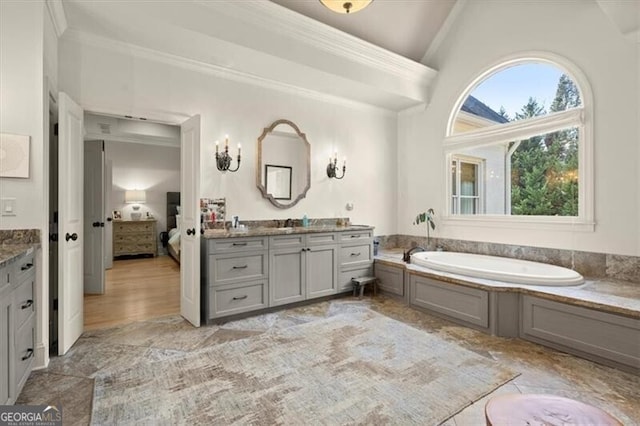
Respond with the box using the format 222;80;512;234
320;0;373;14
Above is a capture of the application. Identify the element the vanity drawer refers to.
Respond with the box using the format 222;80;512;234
307;233;337;246
210;281;268;318
211;253;268;286
270;235;304;248
208;237;268;254
14;318;35;390
339;230;372;243
339;244;372;267
13;252;35;285
13;278;34;329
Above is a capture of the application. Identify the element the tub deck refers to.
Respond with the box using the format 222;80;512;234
375;249;640;319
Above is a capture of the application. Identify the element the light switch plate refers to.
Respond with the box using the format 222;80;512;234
1;198;16;216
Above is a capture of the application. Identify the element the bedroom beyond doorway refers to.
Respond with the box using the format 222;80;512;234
84;256;180;330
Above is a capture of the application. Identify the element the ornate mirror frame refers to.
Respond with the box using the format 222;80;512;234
256;119;311;209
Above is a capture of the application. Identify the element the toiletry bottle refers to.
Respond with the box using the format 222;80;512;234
302;214;309;228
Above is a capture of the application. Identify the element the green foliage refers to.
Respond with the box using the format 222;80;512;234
414;208;436;243
509;74;579;217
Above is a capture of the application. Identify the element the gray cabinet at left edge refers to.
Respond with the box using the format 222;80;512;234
201;229;373;323
1;250;36;405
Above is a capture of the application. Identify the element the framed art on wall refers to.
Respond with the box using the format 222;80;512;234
0;133;30;178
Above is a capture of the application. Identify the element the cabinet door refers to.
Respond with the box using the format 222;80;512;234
0;291;11;405
306;245;337;299
270;247;305;306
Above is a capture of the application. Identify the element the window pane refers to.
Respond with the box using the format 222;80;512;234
460;162;477;196
510;127;579;216
460;197;477;215
451;161;457;196
452;64;582;135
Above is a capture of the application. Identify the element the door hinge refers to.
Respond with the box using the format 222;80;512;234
52;299;58;310
54;123;59;136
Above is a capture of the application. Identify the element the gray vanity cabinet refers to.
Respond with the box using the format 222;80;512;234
0;266;11;405
269;233;338;306
338;230;373;292
0;251;36;405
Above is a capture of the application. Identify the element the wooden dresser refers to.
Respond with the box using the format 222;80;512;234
113;220;157;258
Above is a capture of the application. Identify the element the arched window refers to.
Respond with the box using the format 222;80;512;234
444;54;593;230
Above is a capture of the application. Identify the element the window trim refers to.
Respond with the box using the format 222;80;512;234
442;53;594;232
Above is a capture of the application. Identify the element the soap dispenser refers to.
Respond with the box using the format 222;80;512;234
302;214;309;228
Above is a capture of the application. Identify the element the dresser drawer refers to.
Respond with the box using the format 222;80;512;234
113;221;155;233
339;230;372;243
339;244;372;267
208;237;268;254
210;281;268;318
211;253;268;286
113;233;154;243
15;319;34;389
13;278;34;329
114;242;156;255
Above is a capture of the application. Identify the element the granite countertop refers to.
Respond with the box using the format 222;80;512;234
202;224;374;239
375;249;640;319
0;244;37;269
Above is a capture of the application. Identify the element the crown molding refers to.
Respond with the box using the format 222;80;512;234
195;1;437;86
63;29;396;116
46;0;67;37
398;103;427;117
421;0;467;66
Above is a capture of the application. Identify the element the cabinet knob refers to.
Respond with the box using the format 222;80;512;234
21;263;33;271
232;295;248;301
21;299;33;309
22;348;34;361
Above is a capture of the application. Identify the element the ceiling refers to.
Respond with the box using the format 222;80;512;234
270;0;458;62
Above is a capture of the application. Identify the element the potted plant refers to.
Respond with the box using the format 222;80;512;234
414;208;436;247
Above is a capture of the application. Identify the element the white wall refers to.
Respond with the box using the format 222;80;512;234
105;141;180;247
0;1;45;229
58;36;398;235
399;0;639;256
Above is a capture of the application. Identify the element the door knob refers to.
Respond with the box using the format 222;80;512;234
186;228;195;236
92;221;100;227
65;232;78;242
106;217;113;222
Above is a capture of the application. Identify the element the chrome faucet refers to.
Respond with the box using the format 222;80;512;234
284;218;293;228
403;246;426;263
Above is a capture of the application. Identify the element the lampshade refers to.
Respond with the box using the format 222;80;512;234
125;189;146;204
320;0;372;14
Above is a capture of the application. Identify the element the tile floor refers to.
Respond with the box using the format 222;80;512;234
17;295;640;425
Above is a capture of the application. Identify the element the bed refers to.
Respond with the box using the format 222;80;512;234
166;192;181;263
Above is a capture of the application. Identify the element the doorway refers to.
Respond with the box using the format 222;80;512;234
82;113;182;330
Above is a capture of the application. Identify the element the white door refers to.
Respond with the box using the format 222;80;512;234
83;140;104;294
180;115;201;327
104;159;113;269
58;92;84;354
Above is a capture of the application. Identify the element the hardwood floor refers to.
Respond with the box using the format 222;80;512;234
84;255;180;330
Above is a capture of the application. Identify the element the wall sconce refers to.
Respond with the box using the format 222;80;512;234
125;189;146;220
327;153;346;179
215;135;241;172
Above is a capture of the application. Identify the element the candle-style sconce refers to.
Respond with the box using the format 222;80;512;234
215;135;241;172
326;152;346;179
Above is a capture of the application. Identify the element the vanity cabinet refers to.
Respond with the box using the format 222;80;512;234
0;251;36;405
270;233;338;307
202;237;269;321
338;229;373;292
202;227;373;323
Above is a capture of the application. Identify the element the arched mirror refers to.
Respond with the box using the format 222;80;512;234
256;119;310;209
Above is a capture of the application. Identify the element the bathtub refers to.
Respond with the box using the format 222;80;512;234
410;251;584;286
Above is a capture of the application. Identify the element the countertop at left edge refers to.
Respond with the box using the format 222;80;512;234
0;244;39;269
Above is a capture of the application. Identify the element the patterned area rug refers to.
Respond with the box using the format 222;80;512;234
91;309;517;424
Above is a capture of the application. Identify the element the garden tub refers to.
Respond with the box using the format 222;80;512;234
410;251;584;286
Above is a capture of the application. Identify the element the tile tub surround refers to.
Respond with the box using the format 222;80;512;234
16;297;640;424
376;249;640;319
378;235;640;284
